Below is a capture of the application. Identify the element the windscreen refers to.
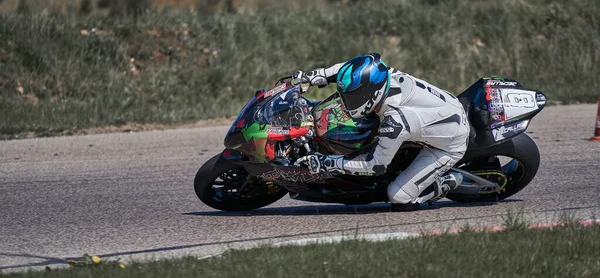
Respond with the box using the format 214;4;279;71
255;86;312;126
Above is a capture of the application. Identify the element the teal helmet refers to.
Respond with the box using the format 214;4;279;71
336;53;390;118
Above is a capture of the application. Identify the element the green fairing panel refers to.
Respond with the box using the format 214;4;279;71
225;122;269;162
241;122;268;141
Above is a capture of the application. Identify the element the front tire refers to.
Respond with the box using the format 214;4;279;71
194;154;288;211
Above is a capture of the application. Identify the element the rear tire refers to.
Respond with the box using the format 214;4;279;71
194;154;288;211
446;133;540;202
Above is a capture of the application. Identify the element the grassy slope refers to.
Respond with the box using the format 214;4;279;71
1;0;599;135
5;224;600;277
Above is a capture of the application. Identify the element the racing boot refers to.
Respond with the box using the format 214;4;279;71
391;172;463;211
428;171;463;204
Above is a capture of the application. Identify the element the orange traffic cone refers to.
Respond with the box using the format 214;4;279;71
590;97;600;141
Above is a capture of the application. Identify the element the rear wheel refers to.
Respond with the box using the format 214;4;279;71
194;154;288;211
446;133;540;202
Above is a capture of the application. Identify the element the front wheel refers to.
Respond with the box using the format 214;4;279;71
446;133;540;202
194;154;288;211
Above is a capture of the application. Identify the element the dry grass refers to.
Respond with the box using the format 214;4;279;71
6;223;600;277
1;0;598;136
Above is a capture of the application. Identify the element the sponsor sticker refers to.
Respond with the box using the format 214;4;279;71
378;127;395;133
487;88;505;123
487;80;518;86
267;127;290;134
258;167;332;183
427;87;446;102
265;83;288;97
492;120;529;141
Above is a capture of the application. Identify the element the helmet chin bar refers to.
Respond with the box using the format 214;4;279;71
344;82;388;118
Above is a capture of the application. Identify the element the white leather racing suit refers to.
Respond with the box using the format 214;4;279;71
306;64;471;204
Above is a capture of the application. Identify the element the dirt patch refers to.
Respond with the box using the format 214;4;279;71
80;117;235;135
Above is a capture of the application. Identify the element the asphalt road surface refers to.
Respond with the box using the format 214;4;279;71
2;104;600;272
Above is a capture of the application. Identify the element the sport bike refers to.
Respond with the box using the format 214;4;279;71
194;77;546;211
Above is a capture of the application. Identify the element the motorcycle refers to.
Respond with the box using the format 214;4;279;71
194;76;546;211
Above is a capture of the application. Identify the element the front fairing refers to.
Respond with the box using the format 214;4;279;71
224;83;312;162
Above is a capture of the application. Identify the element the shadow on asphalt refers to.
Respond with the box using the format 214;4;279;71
183;200;521;216
0;253;69;271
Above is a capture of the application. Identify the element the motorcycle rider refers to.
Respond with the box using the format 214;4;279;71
295;53;470;209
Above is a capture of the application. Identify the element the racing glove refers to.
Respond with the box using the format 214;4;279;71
292;69;328;87
296;154;345;175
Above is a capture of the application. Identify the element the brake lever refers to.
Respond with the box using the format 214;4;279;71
275;75;293;86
